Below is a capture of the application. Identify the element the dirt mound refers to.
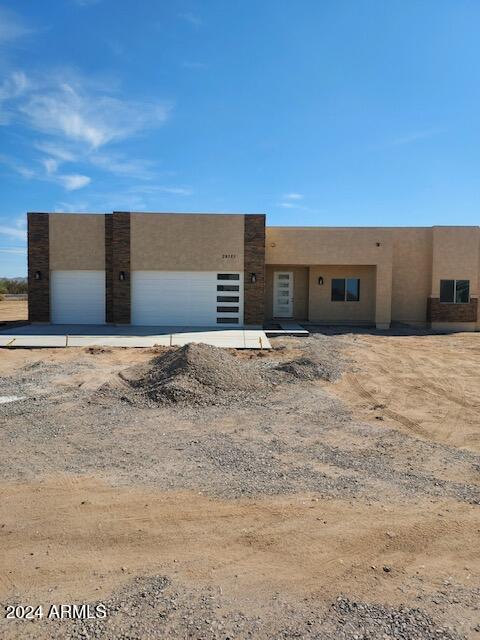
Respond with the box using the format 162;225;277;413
276;355;344;383
124;343;269;406
86;346;112;355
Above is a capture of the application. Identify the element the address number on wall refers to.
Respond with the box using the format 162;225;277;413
222;254;237;259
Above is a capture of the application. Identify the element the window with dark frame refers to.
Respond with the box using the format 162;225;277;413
217;285;239;292
331;278;360;302
217;296;239;302
440;279;470;303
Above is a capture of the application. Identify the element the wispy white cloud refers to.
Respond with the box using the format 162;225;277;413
0;225;27;241
53;181;194;213
128;185;193;196
54;200;89;213
0;71;29;101
0;152;90;191
0;69;173;190
0;7;33;44
283;192;303;200
42;157;59;174
0;247;26;254
157;186;192;196
277;192;318;213
278;192;307;209
14;215;26;229
178;12;203;27
34;141;77;162
0;71;30;124
56;173;91;190
89;153;155;179
0;154;35;179
19;81;171;149
388;128;443;147
74;0;102;6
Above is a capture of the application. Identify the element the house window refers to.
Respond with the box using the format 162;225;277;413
331;278;360;302
217;274;240;280
217;296;239;303
440;279;470;303
217;285;239;292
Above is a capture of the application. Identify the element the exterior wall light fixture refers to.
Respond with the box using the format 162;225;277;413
34;270;42;281
250;273;257;283
119;271;127;281
318;276;324;285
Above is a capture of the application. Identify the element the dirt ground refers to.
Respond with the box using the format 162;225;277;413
0;328;479;639
0;299;28;325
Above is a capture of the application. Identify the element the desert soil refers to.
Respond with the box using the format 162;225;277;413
0;300;28;325
0;327;479;639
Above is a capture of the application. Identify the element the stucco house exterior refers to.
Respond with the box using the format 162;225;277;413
28;212;480;332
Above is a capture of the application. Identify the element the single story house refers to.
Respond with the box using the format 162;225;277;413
27;212;480;331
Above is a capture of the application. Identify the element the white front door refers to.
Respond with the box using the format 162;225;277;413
273;271;294;317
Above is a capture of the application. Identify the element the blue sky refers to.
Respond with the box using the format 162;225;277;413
1;1;480;277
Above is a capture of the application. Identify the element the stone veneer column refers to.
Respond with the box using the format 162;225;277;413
104;214;114;323
112;212;131;324
243;214;266;325
27;212;50;322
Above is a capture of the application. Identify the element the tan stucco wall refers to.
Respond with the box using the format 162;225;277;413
130;213;244;271
266;228;392;326
266;227;392;265
308;265;376;324
45;215;480;330
478;243;480;330
265;266;309;320
49;213;105;270
391;228;432;323
431;226;480;298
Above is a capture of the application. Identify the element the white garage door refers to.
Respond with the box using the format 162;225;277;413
51;270;106;324
131;271;243;326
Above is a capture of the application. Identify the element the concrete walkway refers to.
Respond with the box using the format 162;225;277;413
0;324;271;349
265;321;309;337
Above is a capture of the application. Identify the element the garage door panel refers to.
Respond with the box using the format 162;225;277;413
51;270;106;324
131;271;243;326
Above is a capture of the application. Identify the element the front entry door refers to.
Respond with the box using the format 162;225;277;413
273;271;294;317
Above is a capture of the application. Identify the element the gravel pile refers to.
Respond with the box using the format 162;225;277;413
4;577;464;640
276;355;342;382
275;334;348;382
122;343;271;406
330;596;461;640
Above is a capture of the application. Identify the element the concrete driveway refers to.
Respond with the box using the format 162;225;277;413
0;324;271;349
